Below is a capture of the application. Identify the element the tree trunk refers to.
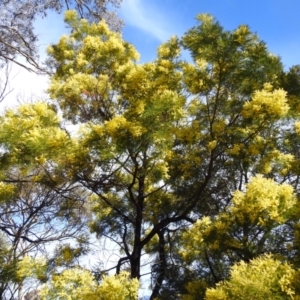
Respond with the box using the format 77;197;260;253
150;230;166;300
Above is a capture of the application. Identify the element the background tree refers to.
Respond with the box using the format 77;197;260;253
0;0;123;72
0;102;90;299
0;62;13;102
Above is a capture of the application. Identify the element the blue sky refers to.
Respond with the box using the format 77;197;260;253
118;0;300;68
34;0;300;67
4;0;300;107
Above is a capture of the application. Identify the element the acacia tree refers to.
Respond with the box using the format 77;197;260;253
41;11;300;299
1;11;300;299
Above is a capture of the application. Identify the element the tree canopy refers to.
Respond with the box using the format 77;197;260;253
1;10;300;300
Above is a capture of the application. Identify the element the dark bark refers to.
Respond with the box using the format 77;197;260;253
150;230;167;300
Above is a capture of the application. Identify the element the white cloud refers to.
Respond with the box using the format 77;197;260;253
0;12;66;111
0;64;49;112
120;0;171;41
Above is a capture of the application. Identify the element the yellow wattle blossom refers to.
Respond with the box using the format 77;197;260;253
263;82;274;92
157;36;180;59
232;175;295;225
195;58;207;70
134;100;145;115
10;11;298;299
227;143;243;155
39;269;139;300
294;121;300;135
197;13;214;24
17;256;46;281
0;182;15;203
104;116;145;138
242;88;289;119
157;43;170;57
207;140;217;151
205;255;297;300
182;280;208;300
233;25;251;44
212;120;226;135
180;175;296;268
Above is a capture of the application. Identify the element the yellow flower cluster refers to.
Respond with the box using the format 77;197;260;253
39;269;139;300
207;140;217;151
232;175;295;225
0;182;15;203
17;256;46;281
104;116;145;138
242;88;289;119
181;175;296;264
157;36;180;59
294;121;300;135
0;102;69;165
205;255;297;300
